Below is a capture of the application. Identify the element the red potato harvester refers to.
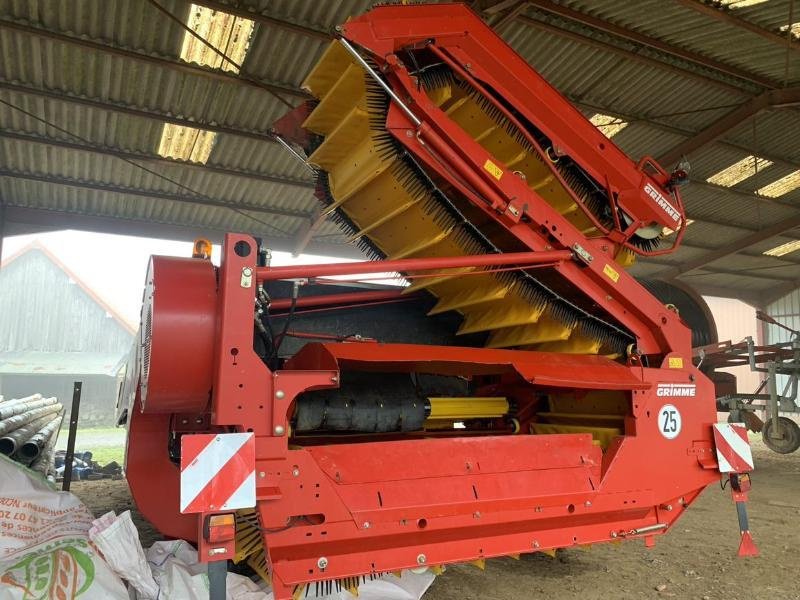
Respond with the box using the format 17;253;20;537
122;4;758;598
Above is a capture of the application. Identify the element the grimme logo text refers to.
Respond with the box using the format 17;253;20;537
656;383;696;397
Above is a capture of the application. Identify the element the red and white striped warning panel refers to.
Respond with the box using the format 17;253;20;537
180;432;256;514
712;423;754;474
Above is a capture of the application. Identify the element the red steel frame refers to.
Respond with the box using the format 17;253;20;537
256;250;571;280
127;234;726;600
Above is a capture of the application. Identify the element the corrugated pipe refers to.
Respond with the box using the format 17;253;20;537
0;403;62;436
30;411;65;477
0;413;59;456
0;396;58;421
18;414;65;463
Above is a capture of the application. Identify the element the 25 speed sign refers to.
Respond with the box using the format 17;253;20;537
658;404;682;440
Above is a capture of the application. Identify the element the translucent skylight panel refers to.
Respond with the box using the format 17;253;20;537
779;22;800;39
719;0;769;8
179;4;255;73
157;125;216;164
764;240;800;257
757;170;800;198
590;113;628;138
706;156;773;187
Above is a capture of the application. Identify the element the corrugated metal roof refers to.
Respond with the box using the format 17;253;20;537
680;182;795;228
726;108;800;165
0;0;798;301
502;19;746;130
555;0;800;83
247;0;373;31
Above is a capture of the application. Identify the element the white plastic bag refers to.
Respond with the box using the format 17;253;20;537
144;540;269;600
142;538;435;600
89;511;159;599
304;570;437;600
349;570;436;600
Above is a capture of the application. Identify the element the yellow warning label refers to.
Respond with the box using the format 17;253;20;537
483;159;503;180
603;264;620;283
668;357;684;369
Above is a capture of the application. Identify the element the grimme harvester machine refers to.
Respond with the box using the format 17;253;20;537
123;4;757;598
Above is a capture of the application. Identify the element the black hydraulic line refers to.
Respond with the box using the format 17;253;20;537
271;282;300;364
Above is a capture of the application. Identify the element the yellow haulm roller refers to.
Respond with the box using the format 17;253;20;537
426;397;510;420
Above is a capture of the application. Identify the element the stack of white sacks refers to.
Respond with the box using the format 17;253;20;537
0;455;435;599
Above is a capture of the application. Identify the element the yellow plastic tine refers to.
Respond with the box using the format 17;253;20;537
470;559;486;570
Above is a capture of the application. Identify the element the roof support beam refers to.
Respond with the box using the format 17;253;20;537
658;86;800;165
1;205;362;259
642;253;800;282
0;169;310;220
478;0;526;14
0;18;308;101
690;264;798;283
515;15;748;95
486;1;531;30
0;130;314;189
655;214;800;281
574;98;800;171
0;80;276;144
525;0;778;89
674;0;800;51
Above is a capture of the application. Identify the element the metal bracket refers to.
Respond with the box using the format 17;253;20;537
572;243;593;264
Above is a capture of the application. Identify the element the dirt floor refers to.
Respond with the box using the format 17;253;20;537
71;439;799;599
